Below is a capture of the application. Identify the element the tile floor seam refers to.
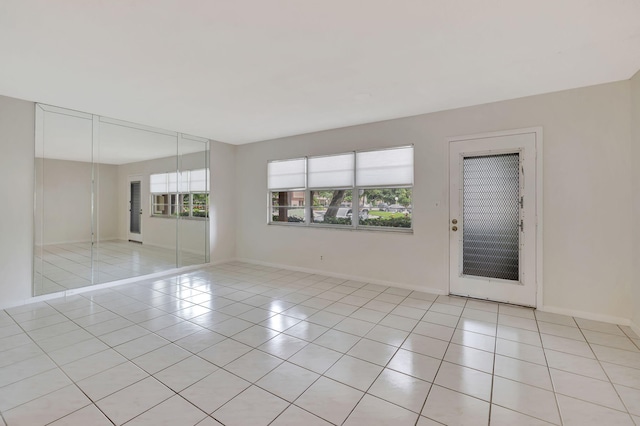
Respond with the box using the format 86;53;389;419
5;262;640;426
531;310;561;425
416;296;469;425
324;294;434;425
571;322;638;421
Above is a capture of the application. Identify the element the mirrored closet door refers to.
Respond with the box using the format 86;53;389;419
34;104;210;296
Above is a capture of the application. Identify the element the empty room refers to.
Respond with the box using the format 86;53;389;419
0;1;639;425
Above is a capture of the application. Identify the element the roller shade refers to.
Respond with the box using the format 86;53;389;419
167;172;178;193
178;171;189;193
190;169;209;192
268;158;306;190
308;153;354;188
150;173;168;194
356;146;413;187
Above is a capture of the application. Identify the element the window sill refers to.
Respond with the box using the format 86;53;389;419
150;215;208;221
268;222;413;234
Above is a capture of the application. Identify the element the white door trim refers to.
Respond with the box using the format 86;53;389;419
448;127;543;308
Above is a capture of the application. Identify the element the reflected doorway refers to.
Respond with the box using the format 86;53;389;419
129;177;143;243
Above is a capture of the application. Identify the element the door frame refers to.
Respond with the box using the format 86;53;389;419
448;127;543;308
128;174;143;243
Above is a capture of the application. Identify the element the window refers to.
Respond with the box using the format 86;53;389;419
308;153;354;227
311;190;353;225
271;190;306;222
150;169;209;218
268;146;413;230
268;158;306;224
355;146;413;228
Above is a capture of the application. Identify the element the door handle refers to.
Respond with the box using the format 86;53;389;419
451;226;458;231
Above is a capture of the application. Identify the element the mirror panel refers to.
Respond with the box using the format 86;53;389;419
178;135;210;268
35;106;94;294
34;105;210;296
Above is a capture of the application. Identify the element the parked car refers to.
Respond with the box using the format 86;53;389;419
336;207;369;220
377;203;389;211
387;204;405;213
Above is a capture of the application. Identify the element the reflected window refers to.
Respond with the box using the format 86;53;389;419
150;169;209;218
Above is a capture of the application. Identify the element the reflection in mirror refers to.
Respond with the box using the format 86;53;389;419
35;106;94;294
93;118;180;285
178;135;210;268
34;104;210;296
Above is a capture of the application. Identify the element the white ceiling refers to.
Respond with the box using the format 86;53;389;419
2;1;640;145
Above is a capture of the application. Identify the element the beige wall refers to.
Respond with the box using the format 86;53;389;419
35;158;119;245
236;81;634;322
0;95;34;307
210;140;237;262
631;69;640;332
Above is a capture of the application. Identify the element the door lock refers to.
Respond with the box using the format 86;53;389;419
451;219;458;224
451;226;458;231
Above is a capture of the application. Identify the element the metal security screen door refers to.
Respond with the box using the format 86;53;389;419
128;178;142;242
463;154;520;281
450;131;538;307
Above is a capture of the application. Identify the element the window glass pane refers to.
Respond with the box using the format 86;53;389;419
152;194;169;215
308;153;354;188
359;188;412;228
271;191;306;223
180;194;191;216
310;190;353;225
192;193;209;217
268;159;306;190
170;194;178;216
356;146;413;187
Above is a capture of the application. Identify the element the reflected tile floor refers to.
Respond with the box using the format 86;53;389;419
34;240;206;295
1;261;639;425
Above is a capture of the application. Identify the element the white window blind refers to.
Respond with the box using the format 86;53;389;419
167;172;178;193
178;171;190;193
190;169;209;192
150;173;168;194
307;153;354;188
151;169;209;193
268;158;306;190
356;146;413;187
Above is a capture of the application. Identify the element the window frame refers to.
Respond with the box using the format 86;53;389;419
150;169;210;220
267;146;413;232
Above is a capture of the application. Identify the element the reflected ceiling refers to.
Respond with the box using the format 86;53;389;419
36;108;206;165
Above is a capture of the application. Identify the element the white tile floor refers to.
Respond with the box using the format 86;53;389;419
1;261;639;425
34;240;207;295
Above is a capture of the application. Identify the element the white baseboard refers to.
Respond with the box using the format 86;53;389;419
1;263;218;311
538;304;631;326
235;257;447;296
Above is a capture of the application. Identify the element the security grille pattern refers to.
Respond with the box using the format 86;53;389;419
463;153;520;281
130;182;141;234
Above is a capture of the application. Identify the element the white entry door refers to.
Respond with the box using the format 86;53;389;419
128;176;143;243
449;130;540;307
